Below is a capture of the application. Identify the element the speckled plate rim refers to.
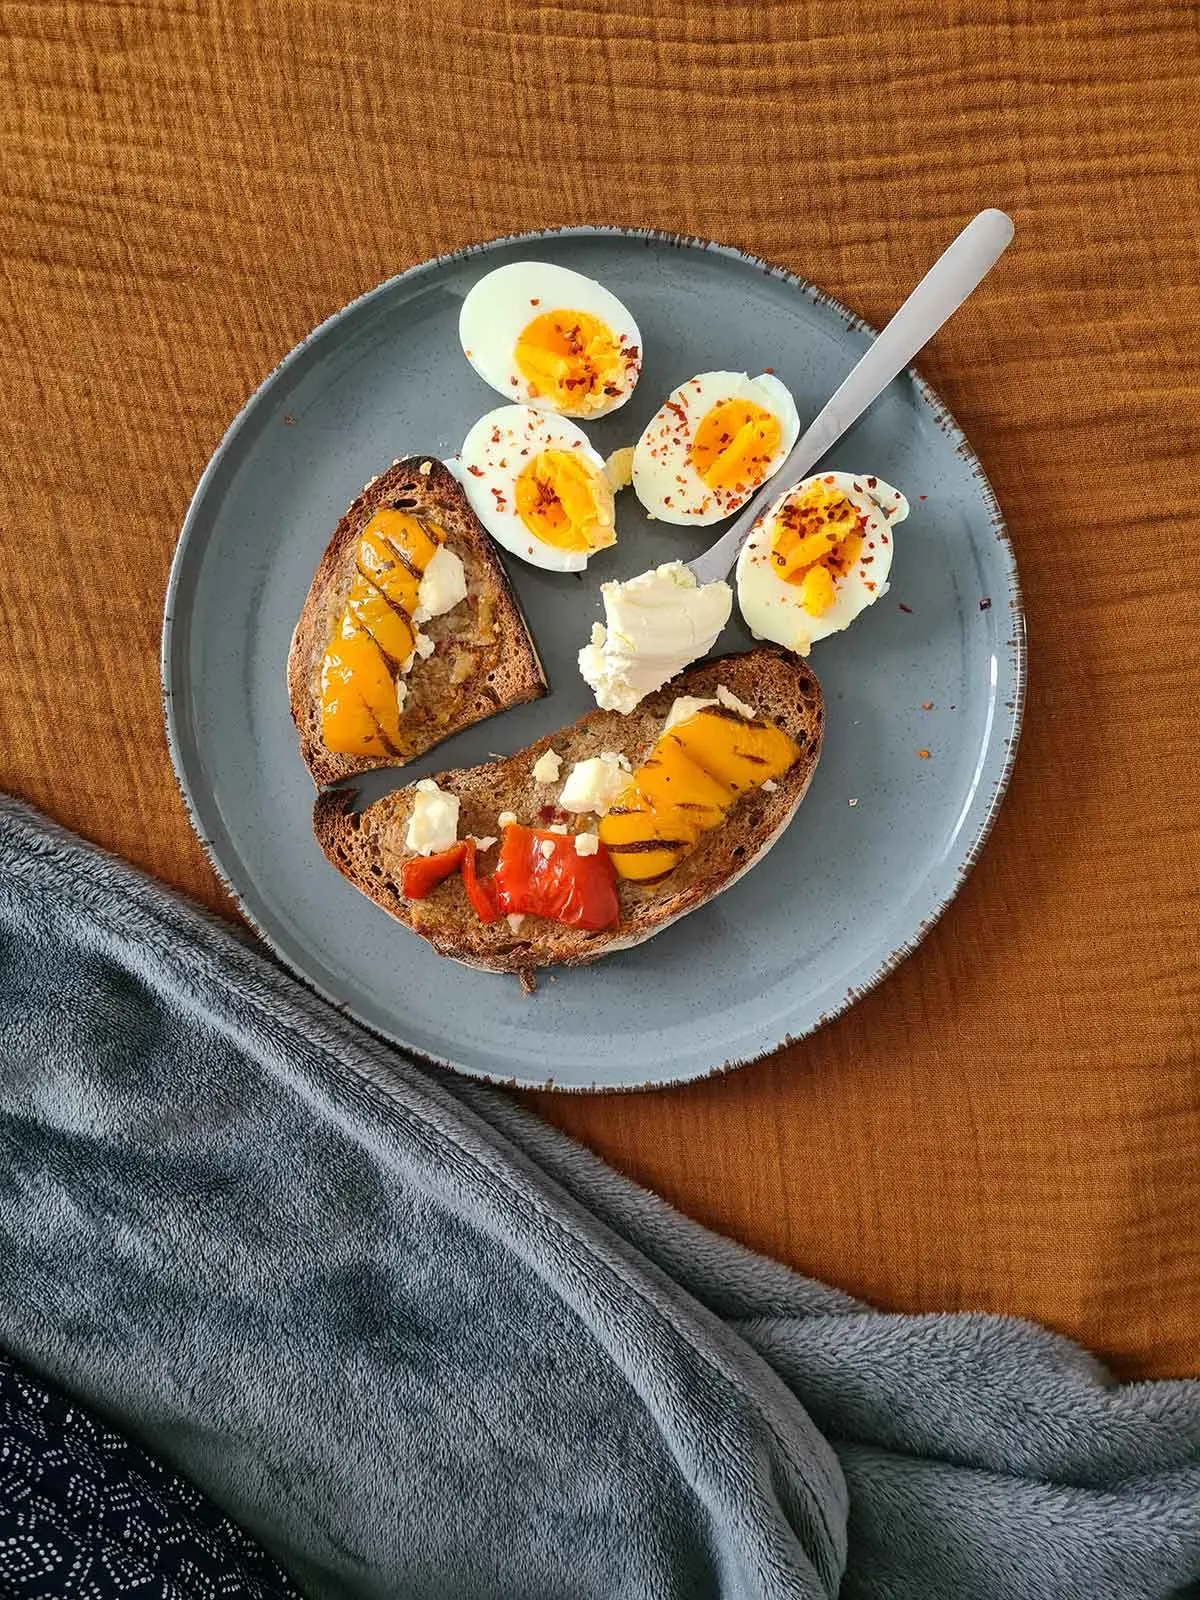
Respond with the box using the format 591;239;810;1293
162;225;1026;1092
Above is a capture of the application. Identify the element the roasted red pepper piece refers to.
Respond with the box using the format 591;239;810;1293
401;843;466;899
492;825;619;931
460;838;500;923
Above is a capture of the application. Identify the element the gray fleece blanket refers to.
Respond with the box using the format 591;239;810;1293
0;796;1197;1600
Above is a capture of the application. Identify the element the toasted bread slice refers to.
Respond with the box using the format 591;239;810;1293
288;456;546;787
313;648;823;977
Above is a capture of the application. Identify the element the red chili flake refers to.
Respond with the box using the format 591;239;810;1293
880;533;889;545
467;464;484;477
898;602;913;613
490;426;501;444
863;580;877;592
664;495;673;506
867;476;877;488
764;366;775;374
665;400;688;426
283;414;295;425
921;701;934;710
537;803;556;822
530;297;540;305
979;596;992;611
509;376;519;386
499;458;507;468
918;749;931;760
918;494;927;501
823;474;834;484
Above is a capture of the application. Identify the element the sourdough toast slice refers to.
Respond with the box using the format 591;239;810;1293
288;456;546;787
313;647;823;977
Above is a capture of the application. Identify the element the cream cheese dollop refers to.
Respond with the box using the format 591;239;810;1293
577;561;732;714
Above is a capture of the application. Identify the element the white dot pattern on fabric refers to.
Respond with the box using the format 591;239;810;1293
0;1354;297;1598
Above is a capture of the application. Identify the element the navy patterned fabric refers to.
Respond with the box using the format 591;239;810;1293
0;1353;297;1599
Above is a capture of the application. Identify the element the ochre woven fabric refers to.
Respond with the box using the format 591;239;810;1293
1;1;1197;1378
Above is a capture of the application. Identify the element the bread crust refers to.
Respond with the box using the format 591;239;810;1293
287;456;546;787
313;647;824;977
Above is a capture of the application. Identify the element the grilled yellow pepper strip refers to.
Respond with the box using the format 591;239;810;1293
599;705;801;884
320;507;443;758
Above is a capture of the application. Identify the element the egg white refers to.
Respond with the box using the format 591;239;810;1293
459;404;615;574
631;371;800;526
736;471;910;654
459;261;642;418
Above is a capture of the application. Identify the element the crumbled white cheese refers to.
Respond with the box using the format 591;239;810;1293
418;460;432;475
531;749;562;785
415;633;436;659
498;811;518;830
414;544;467;624
716;684;757;719
539;839;557;859
663;686;756;736
405;780;459;856
662;688;755;736
762;779;778;793
471;836;498;851
559;753;629;816
506;913;526;933
548;823;569;835
574;832;600;856
663;695;716;734
396;679;408;714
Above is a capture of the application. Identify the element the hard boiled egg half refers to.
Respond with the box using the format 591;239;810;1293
460;405;617;573
632;371;800;525
737;471;909;655
459;262;642;419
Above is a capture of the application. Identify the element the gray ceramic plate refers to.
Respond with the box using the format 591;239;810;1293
163;228;1024;1091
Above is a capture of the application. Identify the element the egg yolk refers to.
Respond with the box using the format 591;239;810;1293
690;399;782;492
769;481;866;616
515;310;626;413
514;449;616;553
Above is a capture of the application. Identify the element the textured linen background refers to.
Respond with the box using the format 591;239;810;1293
1;1;1197;1378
